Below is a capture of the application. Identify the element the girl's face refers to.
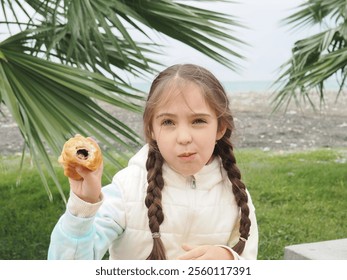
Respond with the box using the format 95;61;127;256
151;82;225;177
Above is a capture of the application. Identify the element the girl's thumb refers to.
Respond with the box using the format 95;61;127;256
181;244;196;252
75;166;89;178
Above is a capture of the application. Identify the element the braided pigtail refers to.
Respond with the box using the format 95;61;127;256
144;143;167;260
215;132;251;255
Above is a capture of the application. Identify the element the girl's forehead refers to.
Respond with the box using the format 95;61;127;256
156;81;205;105
153;82;214;117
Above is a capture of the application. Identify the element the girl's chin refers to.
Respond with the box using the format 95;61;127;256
172;165;203;178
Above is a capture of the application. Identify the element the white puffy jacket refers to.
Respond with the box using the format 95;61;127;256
48;144;258;260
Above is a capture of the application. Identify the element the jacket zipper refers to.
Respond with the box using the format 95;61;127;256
191;177;196;189
182;176;196;241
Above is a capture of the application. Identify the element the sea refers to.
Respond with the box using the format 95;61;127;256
131;79;342;94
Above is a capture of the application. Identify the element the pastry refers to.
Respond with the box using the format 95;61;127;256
58;135;102;180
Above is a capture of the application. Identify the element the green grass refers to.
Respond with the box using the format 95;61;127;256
237;148;347;259
0;148;346;259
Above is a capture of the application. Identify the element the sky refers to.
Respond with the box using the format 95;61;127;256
142;0;312;83
1;0;315;83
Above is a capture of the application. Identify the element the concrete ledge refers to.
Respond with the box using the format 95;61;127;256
284;238;347;260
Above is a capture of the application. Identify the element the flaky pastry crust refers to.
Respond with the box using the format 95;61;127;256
58;135;102;180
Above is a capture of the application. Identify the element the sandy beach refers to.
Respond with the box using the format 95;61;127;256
0;90;346;155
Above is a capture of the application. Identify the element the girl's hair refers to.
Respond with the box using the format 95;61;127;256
143;64;251;260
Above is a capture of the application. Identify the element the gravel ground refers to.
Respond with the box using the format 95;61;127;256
229;91;347;151
1;91;346;155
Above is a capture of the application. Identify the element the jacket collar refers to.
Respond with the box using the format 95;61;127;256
162;156;226;191
129;144;228;191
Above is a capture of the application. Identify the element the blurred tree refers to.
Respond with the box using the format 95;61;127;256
274;0;347;110
0;0;245;200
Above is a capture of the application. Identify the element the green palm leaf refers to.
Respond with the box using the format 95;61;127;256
0;45;144;201
0;0;246;200
274;0;347;110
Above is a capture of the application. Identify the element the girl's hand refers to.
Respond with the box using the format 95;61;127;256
177;244;234;260
68;163;103;203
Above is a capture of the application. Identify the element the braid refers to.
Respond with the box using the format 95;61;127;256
215;132;251;255
145;143;167;260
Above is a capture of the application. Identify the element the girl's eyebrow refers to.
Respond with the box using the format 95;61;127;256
156;113;175;119
155;112;212;119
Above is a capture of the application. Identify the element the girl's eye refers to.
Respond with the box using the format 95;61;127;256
161;119;174;126
193;118;207;125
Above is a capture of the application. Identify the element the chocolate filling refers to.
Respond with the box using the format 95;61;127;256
76;149;89;160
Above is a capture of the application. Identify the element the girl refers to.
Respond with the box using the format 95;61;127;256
48;64;258;260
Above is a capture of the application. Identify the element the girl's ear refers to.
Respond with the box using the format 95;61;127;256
216;125;227;140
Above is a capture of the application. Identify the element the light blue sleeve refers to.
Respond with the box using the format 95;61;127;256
47;182;126;260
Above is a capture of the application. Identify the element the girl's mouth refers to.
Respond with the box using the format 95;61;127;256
178;152;196;161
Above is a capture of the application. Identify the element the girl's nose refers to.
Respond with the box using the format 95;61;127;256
176;126;192;145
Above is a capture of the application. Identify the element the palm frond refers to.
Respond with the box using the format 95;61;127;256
2;0;245;74
0;45;144;201
0;0;247;199
121;0;245;71
273;0;347;111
